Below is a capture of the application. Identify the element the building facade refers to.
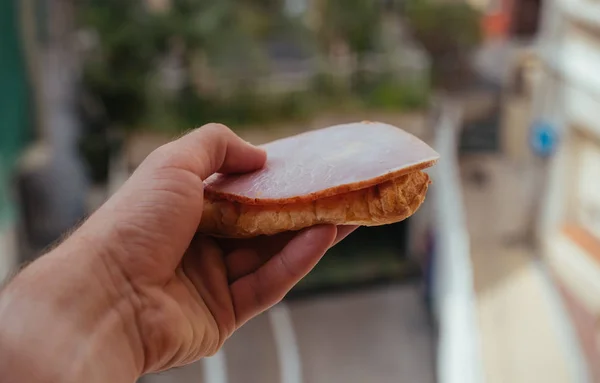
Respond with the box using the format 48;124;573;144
535;0;600;378
0;0;34;280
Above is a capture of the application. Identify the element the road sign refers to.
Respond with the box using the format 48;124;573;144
529;120;559;157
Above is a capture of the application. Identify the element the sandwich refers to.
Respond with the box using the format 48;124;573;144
197;121;439;238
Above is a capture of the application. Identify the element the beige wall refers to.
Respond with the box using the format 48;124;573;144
499;52;542;165
0;223;17;284
500;96;533;164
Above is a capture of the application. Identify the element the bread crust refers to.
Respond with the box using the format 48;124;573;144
198;170;431;238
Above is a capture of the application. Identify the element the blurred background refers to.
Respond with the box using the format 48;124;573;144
1;0;599;382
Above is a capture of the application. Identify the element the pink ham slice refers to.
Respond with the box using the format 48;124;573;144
204;121;439;205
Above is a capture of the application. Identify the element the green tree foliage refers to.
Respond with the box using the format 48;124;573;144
318;0;383;57
79;0;275;130
80;0;162;127
404;0;482;90
78;0;430;136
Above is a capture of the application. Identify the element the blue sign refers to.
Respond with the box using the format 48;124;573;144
529;120;559;157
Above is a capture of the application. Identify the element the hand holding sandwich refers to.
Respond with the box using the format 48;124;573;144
0;122;437;383
0;124;356;383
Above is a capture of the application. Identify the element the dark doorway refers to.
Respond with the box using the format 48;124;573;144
510;0;542;38
289;219;420;299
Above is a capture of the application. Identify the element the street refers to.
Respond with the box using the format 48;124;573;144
142;283;436;383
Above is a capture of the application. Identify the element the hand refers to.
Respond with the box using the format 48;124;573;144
0;124;356;383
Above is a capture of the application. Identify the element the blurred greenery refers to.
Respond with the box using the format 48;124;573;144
353;70;431;111
318;0;383;57
77;0;431;167
404;0;482;90
294;223;418;293
1;0;32;219
79;0;272;129
365;80;430;111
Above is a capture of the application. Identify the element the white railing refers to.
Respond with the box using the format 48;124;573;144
558;0;600;30
430;100;484;383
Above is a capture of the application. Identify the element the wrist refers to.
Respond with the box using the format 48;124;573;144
0;238;144;383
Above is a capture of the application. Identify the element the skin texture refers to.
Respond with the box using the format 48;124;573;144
0;124;357;383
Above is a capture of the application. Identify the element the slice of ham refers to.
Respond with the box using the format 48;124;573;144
204;121;439;204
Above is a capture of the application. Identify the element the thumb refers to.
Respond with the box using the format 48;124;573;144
139;123;267;181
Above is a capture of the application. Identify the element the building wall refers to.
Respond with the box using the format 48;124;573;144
0;1;32;168
475;0;543;40
535;0;600;379
536;5;600;239
0;0;34;277
481;0;514;39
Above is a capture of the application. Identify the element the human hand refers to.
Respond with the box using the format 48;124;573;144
0;124;356;383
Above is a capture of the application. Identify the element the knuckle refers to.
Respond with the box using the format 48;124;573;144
249;273;267;309
277;253;299;280
199;122;231;136
145;142;176;168
146;141;194;173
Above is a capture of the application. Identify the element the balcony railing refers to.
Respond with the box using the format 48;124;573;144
558;0;600;31
429;100;484;383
